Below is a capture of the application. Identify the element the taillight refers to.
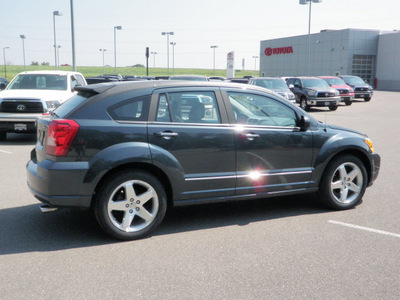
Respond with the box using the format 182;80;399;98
46;120;80;156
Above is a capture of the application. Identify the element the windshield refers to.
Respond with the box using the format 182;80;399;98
255;79;288;89
302;79;330;88
323;78;346;85
343;76;366;85
7;74;67;90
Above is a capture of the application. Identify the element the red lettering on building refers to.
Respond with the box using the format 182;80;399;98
264;46;293;56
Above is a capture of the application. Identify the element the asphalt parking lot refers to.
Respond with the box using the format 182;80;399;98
0;91;399;299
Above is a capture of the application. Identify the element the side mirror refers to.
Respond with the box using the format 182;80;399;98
299;115;310;131
0;83;6;90
288;84;294;89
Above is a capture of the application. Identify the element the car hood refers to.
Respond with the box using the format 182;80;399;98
305;87;337;93
330;84;351;89
0;89;75;102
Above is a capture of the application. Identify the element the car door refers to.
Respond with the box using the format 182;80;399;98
222;89;314;196
147;87;236;203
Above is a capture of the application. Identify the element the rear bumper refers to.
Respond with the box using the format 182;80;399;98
26;156;93;209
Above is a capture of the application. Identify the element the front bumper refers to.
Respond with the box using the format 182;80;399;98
368;153;381;187
308;96;341;106
354;91;373;98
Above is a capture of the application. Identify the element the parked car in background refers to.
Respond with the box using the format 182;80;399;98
0;77;9;90
208;76;226;81
248;77;296;103
0;70;87;140
26;80;380;240
226;78;249;84
169;75;209;81
286;77;341;111
319;76;354;106
339;75;373;101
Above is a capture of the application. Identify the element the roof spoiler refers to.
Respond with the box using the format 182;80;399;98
74;83;115;96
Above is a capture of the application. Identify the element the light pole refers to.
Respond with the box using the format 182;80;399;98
170;42;176;75
114;26;122;74
210;45;218;75
3;47;9;78
151;52;157;76
57;45;61;67
99;49;106;73
20;35;26;70
53;10;62;70
161;32;174;75
299;0;322;75
252;55;259;72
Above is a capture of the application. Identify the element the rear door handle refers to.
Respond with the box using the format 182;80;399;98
154;131;178;139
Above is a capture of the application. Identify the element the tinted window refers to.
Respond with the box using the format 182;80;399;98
156;91;221;124
108;95;150;121
228;92;297;127
53;94;89;118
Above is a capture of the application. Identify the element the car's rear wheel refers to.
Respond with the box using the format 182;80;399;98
0;131;6;141
319;155;367;210
300;97;310;111
94;170;167;240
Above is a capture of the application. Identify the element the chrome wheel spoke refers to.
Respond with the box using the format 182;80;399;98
109;199;129;211
124;182;137;201
338;165;347;180
137;189;154;205
331;180;342;190
121;212;135;231
347;168;360;181
348;182;360;193
136;208;154;222
339;187;349;202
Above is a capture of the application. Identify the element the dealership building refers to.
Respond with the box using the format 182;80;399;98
259;28;400;91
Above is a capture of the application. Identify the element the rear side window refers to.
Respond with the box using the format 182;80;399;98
54;94;89;118
108;95;150;121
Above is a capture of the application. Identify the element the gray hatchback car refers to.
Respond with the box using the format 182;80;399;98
27;80;380;240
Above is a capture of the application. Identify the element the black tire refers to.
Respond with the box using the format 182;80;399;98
345;100;352;106
319;155;367;210
94;170;167;240
364;96;371;102
0;131;6;141
329;105;338;111
300;97;310;111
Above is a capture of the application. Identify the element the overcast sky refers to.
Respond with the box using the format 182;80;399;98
1;0;399;70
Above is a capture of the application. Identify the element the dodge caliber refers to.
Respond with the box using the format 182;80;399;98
26;81;380;240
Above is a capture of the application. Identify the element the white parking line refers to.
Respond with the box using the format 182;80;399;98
329;220;400;239
0;149;12;154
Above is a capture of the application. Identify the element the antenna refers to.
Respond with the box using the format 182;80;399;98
324;110;327;132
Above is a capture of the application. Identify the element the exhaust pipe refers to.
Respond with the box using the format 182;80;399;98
39;204;59;213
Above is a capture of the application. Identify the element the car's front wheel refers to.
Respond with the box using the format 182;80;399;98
329;105;338;111
300;97;310;111
94;170;167;240
319;155;367;210
364;96;371;102
345;100;352;106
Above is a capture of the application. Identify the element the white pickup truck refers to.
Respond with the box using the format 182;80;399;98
0;70;87;140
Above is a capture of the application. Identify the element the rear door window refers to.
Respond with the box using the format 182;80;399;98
156;91;221;124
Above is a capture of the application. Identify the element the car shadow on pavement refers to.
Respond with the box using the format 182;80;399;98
0;194;330;255
0;133;36;145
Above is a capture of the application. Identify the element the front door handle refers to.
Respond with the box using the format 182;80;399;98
240;133;260;141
